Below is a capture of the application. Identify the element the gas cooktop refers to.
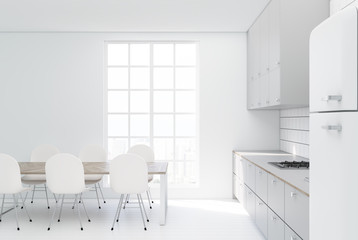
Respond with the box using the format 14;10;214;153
268;161;309;169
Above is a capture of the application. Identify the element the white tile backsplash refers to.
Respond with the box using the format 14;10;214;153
280;107;309;159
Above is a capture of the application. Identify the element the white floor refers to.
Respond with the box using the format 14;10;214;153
0;198;264;240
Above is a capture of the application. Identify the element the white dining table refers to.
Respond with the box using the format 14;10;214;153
14;161;169;226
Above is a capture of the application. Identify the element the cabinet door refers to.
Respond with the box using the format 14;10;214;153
255;167;268;203
252;21;260;81
247;28;255;109
246;187;256;220
310;7;357;112
267;173;284;218
246;162;256;191
284;185;309;240
255;197;268;238
268;67;280;106
267;209;284;240
260;74;269;107
285;225;302;240
233;174;239;200
268;0;280;70
310;112;358;240
238;179;246;206
260;8;270;76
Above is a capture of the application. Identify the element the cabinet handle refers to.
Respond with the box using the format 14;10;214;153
276;61;280;65
321;125;342;132
272;179;277;184
271;216;277;221
290;192;297;198
290;236;297;240
257;202;263;206
258;170;263;174
248;164;252;167
275;98;280;103
321;95;342;102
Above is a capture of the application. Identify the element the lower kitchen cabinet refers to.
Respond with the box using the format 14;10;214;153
267;173;284;217
233;174;239;199
267;209;284;240
284;185;309;240
238;179;246;206
285;225;303;240
246;186;256;220
255;197;268;238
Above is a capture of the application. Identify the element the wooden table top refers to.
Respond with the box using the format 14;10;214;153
18;162;168;175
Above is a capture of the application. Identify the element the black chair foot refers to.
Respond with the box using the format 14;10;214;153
104;201;106;203
147;219;149;222
88;219;91;222
31;201;33;203
111;228;114;231
47;228;50;231
21;206;23;209
116;219;119;222
81;227;83;231
29;219;32;222
151;201;154;203
48;206;50;209
99;206;101;209
57;219;60;222
150;206;152;209
144;227;147;231
17;228;20;231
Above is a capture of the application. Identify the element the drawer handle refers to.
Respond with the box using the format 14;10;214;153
257;202;263;206
271;216;277;221
290;236;297;240
290;192;297;198
322;125;342;132
258;170;263;174
321;95;342;102
272;179;277;184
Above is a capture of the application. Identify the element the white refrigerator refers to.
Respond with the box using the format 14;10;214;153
310;6;358;240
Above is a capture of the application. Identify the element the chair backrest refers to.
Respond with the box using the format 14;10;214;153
31;144;60;162
0;153;23;194
127;145;154;162
46;153;85;195
79;145;107;162
110;154;148;194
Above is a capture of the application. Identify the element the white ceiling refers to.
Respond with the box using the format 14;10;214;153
0;0;269;32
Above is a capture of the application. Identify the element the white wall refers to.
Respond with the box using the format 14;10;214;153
0;32;279;198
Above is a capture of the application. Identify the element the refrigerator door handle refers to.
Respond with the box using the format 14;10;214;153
321;125;342;131
321;95;342;102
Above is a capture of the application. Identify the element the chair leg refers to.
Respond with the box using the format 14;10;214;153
137;194;147;231
53;193;58;203
80;194;91;222
146;191;152;209
94;184;101;209
75;194;83;231
47;194;59;230
12;194;20;231
139;194;149;222
111;194;124;231
19;193;32;222
148;188;154;203
0;194;5;222
123;194;129;209
44;184;50;209
97;183;106;203
57;195;65;222
31;185;36;204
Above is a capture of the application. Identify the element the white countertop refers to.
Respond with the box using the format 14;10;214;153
234;150;309;196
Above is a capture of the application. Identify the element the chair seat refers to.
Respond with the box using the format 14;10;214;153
22;174;46;185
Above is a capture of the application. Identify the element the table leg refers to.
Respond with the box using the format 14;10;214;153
160;173;168;226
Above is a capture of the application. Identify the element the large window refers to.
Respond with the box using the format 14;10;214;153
105;42;198;186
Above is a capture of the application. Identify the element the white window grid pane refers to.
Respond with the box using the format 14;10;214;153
106;42;198;186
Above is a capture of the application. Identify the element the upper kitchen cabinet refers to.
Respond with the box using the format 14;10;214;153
310;6;358;113
247;0;329;110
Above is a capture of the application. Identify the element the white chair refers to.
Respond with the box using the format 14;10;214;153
79;145;106;209
126;145;155;209
110;154;149;231
0;153;32;230
21;144;60;208
46;153;90;231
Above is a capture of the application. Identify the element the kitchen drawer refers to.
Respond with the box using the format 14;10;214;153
246;186;256;220
267;208;284;240
233;154;239;176
285;185;309;240
255;197;268;238
285;224;302;240
237;156;246;181
246;161;256;191
238;178;246;206
255;167;268;203
233;174;239;200
268;173;284;218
